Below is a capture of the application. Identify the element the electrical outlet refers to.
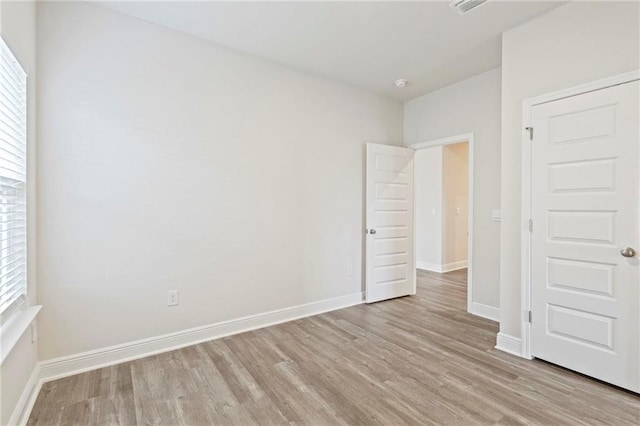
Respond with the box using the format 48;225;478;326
168;290;179;307
347;264;353;276
30;323;37;344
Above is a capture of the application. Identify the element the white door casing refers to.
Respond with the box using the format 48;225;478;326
530;80;639;392
365;143;415;303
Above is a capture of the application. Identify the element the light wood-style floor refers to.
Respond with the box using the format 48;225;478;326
29;269;640;425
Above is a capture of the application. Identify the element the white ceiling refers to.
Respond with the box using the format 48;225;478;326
98;1;565;101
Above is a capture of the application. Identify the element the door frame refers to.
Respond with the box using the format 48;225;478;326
409;133;475;316
520;69;640;360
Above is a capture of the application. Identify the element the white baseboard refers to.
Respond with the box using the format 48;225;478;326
39;291;364;383
442;260;468;272
469;302;499;322
495;332;523;357
8;363;42;426
416;261;442;272
416;260;467;273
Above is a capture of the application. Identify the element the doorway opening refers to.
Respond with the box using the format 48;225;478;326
410;134;474;314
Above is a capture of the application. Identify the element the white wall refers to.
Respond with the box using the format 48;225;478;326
404;68;501;309
0;1;39;424
36;1;403;361
415;146;443;270
442;142;468;266
500;1;640;338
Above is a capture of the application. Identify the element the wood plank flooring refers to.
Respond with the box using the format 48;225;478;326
28;269;640;425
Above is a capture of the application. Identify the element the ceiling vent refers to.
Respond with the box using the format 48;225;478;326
450;0;488;15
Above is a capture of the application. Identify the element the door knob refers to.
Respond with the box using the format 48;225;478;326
369;229;377;235
620;247;636;258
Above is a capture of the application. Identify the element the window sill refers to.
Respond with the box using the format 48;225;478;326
0;305;41;365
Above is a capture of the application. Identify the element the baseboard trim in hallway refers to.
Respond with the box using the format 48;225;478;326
38;291;365;384
416;260;468;273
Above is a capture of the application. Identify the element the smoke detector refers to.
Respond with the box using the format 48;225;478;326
394;79;408;88
450;0;488;15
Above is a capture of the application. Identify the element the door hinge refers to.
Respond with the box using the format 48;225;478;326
527;310;532;323
528;218;533;233
525;126;534;141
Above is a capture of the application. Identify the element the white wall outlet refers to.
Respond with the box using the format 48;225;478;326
492;209;502;222
347;264;353;276
168;290;179;307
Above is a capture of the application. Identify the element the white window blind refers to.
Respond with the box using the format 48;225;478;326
0;38;27;316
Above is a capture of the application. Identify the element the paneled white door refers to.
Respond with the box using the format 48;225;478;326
365;143;415;303
530;80;640;392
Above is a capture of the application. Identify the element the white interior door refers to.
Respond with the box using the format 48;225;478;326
365;143;415;303
530;80;639;392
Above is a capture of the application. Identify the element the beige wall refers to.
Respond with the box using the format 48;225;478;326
36;1;403;361
442;142;468;266
0;1;38;424
500;0;640;337
405;68;501;310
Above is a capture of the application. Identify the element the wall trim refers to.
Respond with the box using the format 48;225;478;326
416;260;467;273
416;261;443;272
469;302;499;322
409;133;472;151
441;260;468;273
39;291;364;383
495;332;523;358
8;363;42;426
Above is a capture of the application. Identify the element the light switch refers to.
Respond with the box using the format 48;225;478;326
492;209;502;222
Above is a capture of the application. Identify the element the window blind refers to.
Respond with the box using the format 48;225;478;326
0;38;27;316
